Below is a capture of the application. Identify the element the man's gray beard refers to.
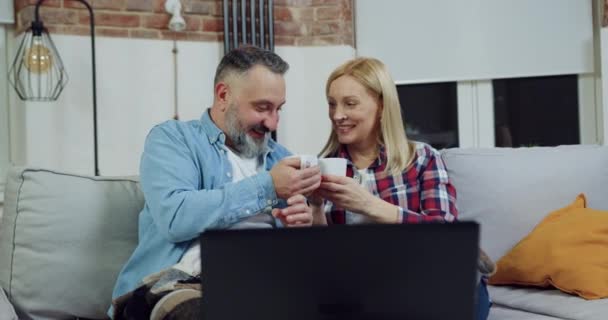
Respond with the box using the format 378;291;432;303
225;106;269;159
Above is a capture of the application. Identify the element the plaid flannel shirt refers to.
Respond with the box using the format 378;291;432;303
324;142;458;224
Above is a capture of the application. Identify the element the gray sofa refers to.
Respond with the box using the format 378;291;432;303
1;145;608;319
443;145;608;320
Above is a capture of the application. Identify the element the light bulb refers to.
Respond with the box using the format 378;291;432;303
24;36;53;74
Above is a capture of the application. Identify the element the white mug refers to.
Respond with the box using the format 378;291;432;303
319;158;347;176
287;154;318;169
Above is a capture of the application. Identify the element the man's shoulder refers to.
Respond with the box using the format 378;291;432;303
152;119;201;133
148;119;203;140
268;139;291;157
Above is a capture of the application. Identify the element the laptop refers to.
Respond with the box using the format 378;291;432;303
200;222;480;320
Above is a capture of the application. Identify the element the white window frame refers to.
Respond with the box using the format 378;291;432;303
457;80;494;148
578;74;603;145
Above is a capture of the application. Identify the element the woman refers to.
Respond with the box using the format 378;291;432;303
309;57;493;320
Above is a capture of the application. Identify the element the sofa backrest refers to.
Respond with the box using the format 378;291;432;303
3;145;608;318
441;145;608;262
0;167;143;320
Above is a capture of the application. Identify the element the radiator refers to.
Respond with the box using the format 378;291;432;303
223;0;275;53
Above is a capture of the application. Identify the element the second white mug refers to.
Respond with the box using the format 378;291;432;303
319;158;347;176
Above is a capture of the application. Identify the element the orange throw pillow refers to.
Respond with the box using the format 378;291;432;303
489;194;608;300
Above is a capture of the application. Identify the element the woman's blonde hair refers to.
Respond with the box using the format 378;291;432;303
319;57;414;175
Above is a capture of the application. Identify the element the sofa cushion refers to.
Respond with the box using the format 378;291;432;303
489;194;608;299
0;167;143;319
489;285;608;320
489;304;564;320
441;145;608;262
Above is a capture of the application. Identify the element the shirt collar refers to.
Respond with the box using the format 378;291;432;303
200;108;226;145
335;144;387;170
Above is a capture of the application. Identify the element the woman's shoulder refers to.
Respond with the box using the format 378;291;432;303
410;141;442;164
400;141;449;180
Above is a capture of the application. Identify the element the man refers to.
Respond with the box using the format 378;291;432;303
110;46;321;319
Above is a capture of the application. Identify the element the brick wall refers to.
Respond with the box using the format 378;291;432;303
13;0;354;46
604;0;608;27
274;0;352;46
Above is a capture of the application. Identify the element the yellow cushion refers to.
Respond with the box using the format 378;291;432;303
488;194;608;300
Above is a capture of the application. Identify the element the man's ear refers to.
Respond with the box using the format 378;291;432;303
215;82;230;111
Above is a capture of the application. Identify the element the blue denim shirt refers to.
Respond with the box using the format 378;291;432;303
110;109;290;303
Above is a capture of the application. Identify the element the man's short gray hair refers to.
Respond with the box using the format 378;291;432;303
214;45;289;85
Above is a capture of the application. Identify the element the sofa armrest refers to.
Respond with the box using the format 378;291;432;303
0;167;143;319
0;287;18;320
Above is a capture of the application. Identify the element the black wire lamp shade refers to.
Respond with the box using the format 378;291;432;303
8;19;68;101
7;0;100;176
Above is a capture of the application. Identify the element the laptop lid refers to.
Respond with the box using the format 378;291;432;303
200;222;479;320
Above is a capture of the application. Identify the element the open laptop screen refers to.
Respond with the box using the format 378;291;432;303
200;222;479;320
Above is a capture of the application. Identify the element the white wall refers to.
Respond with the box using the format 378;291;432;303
276;46;355;155
1;25;10;210
0;0;14;24
10;36;212;175
7;34;355;176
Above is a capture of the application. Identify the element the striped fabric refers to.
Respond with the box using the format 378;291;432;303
324;142;458;224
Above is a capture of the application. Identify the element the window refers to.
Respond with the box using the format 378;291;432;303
494;75;580;147
395;75;597;150
397;82;459;149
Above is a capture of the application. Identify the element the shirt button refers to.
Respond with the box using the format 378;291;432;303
227;172;232;177
245;209;251;214
267;199;273;205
